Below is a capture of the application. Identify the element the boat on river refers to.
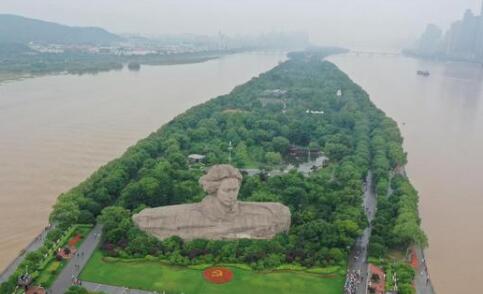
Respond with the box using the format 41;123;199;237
127;62;141;71
417;70;430;77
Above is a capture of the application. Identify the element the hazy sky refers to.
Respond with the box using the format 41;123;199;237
0;0;482;50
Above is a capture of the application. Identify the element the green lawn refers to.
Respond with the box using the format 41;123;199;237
80;251;344;294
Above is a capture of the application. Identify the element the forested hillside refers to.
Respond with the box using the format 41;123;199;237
0;14;122;45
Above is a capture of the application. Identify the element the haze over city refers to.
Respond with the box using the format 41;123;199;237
1;0;482;50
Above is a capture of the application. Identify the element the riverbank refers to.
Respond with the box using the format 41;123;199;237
329;53;483;293
0;72;33;84
403;49;483;65
0;51;229;86
0;227;51;284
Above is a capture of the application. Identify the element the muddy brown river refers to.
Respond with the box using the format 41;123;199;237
330;53;483;294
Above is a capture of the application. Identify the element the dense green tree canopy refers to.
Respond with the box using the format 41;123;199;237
43;49;424;271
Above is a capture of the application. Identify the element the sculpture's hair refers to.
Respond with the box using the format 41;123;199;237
199;164;242;194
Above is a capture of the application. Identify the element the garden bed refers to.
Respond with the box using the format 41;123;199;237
36;225;92;288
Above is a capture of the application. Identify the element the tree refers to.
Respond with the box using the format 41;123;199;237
173;180;202;204
49;200;80;229
368;241;387;257
375;178;389;196
272;136;290;154
335;219;361;239
328;248;344;263
398;284;416;294
97;206;131;244
233;142;250;167
78;210;95;224
247;190;279;202
162;236;183;254
387;142;407;167
84;186;111;208
65;286;89;294
264;152;282;165
46;228;63;242
308;141;320;150
126;230;161;257
324;142;350;162
393;211;428;248
0;279;17;294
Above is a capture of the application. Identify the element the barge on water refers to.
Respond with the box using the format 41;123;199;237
417;70;430;77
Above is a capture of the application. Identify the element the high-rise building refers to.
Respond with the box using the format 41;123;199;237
474;1;483;60
413;2;483;62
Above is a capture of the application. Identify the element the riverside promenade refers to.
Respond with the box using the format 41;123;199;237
415;247;436;294
50;224;102;294
0;227;51;284
51;224;156;294
345;172;376;294
82;281;155;294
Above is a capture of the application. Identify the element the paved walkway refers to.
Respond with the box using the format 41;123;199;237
345;172;376;294
49;224;102;294
414;247;436;294
82;281;157;294
0;227;52;283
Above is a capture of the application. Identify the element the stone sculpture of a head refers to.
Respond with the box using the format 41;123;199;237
133;164;291;241
199;164;243;209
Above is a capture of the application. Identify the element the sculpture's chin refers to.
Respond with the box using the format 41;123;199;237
224;202;236;209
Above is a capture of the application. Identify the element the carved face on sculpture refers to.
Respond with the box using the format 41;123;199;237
199;164;243;210
216;178;240;208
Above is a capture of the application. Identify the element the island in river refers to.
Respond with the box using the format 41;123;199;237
0;49;428;294
0;50;232;85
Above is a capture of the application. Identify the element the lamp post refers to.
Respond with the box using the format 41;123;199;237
228;141;233;163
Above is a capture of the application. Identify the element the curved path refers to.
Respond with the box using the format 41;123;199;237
345;171;376;294
50;224;102;294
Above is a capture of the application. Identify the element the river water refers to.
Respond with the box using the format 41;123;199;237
0;52;287;272
330;53;483;294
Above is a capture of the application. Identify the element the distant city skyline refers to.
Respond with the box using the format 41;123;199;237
0;0;482;50
411;0;483;62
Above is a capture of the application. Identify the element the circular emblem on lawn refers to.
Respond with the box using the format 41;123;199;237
203;267;233;284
